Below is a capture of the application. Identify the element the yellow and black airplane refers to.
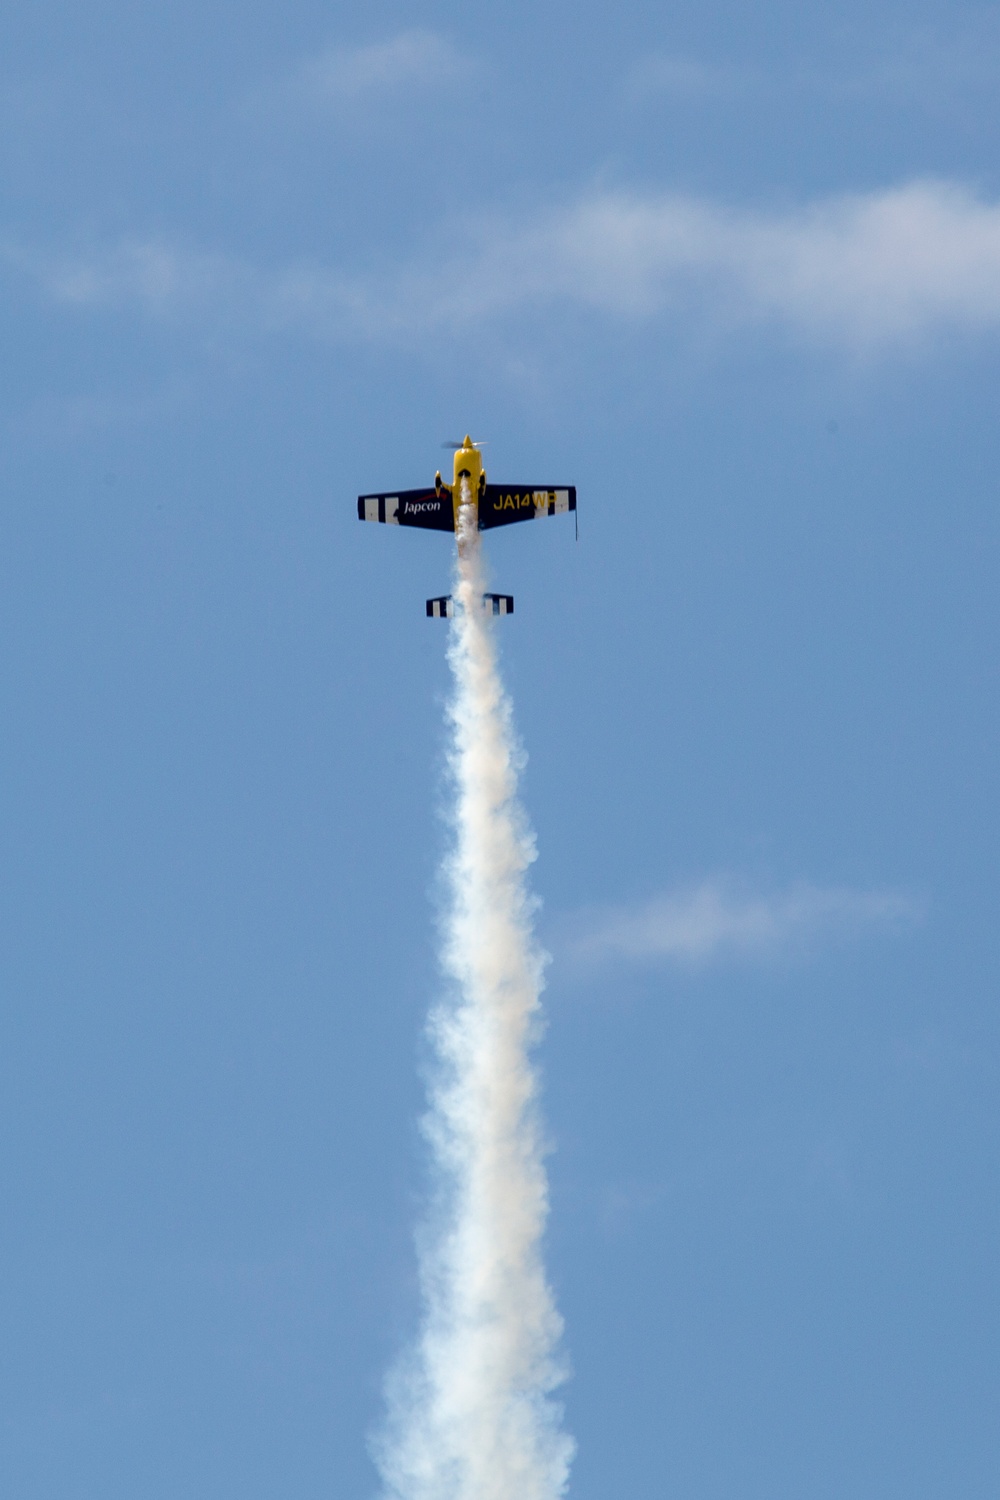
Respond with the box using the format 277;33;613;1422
357;436;576;616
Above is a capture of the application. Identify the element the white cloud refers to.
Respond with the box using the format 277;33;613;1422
294;31;464;106
628;53;755;101
9;179;1000;351
48;241;239;311
566;878;921;968
627;22;1000;107
418;180;1000;348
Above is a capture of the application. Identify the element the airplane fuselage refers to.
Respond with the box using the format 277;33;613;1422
357;435;577;613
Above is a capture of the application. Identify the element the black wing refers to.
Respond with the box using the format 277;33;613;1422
478;486;576;530
358;487;455;532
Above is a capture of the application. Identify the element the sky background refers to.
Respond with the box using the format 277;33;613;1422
1;2;999;1497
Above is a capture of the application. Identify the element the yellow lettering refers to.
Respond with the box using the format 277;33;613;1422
504;496;514;509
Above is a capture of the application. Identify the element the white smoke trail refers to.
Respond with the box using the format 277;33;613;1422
377;486;574;1500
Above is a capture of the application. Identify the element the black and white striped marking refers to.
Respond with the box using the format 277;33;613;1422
358;495;400;524
425;594;515;618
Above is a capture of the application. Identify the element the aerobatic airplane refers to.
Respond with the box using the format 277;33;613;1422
357;436;576;617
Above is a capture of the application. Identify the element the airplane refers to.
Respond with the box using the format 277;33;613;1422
357;435;576;616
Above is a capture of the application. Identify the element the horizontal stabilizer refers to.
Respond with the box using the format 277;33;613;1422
426;594;514;618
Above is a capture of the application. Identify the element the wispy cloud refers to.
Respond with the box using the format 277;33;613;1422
423;181;1000;348
284;31;465;109
564;878;921;969
38;240;241;311
628;53;756;102
628;22;1000;107
8;179;1000;351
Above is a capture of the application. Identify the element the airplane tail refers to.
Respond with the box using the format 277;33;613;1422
426;594;514;618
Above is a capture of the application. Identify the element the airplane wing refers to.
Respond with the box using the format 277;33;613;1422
478;486;577;530
358;488;455;532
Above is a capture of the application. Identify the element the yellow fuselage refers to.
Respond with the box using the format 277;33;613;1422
452;435;484;492
447;436;483;551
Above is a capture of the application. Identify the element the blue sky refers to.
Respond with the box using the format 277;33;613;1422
1;3;999;1497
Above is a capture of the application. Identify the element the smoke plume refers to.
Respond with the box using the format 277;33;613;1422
377;487;573;1500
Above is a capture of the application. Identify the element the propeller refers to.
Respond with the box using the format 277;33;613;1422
442;439;488;449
